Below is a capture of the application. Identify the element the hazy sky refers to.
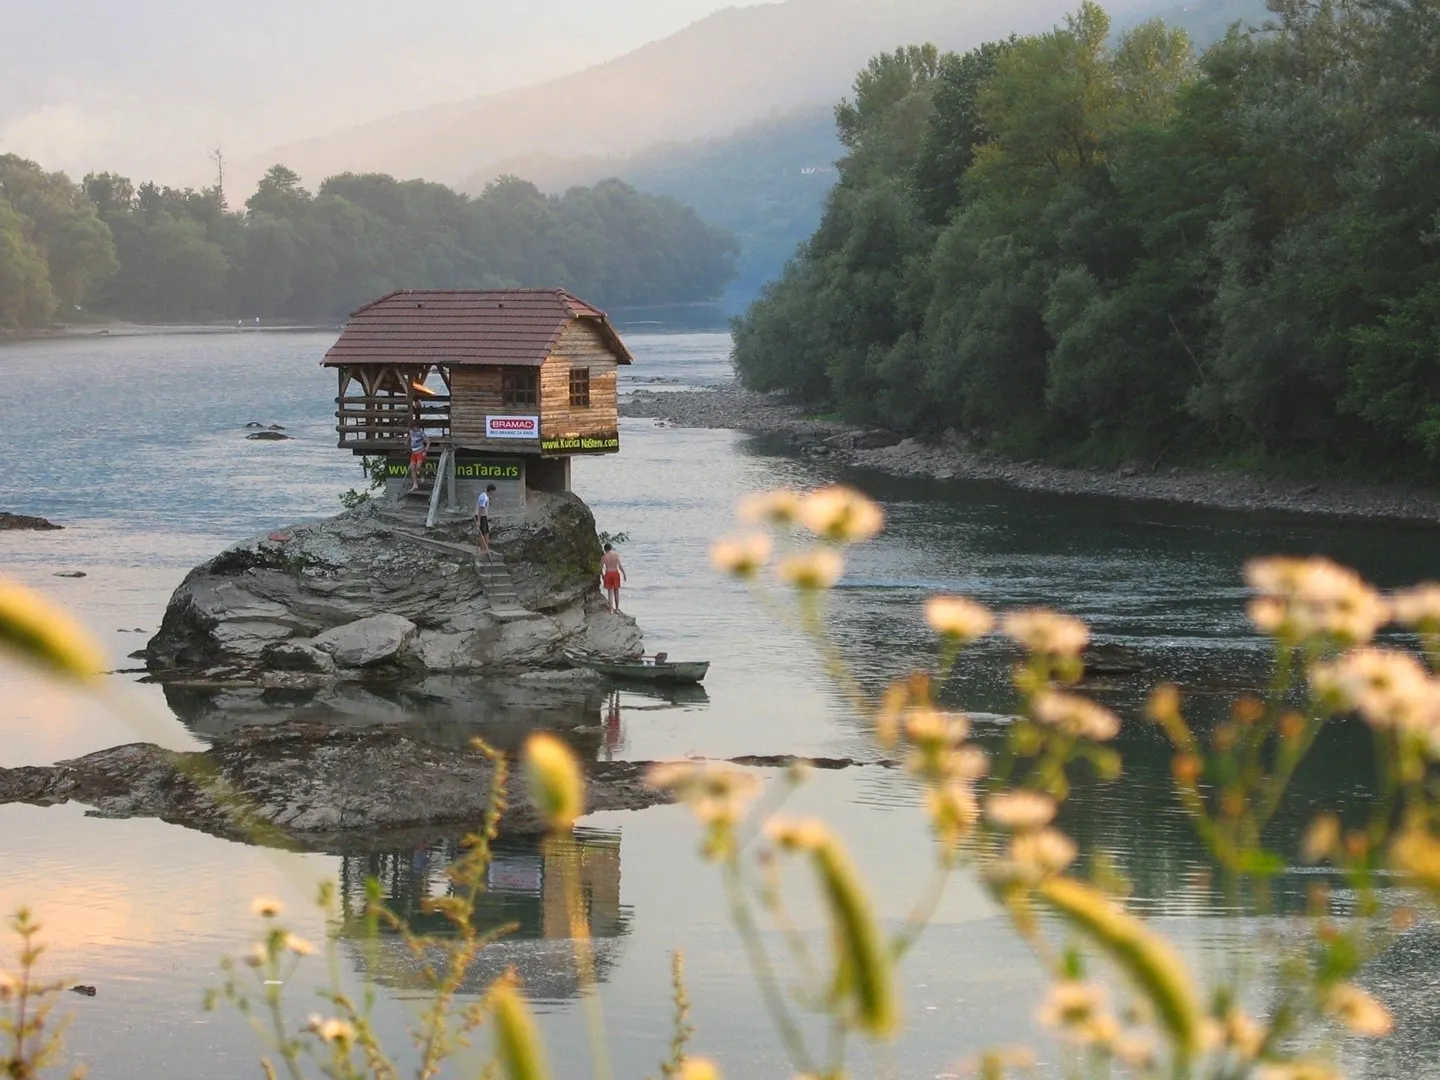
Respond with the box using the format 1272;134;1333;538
2;0;770;185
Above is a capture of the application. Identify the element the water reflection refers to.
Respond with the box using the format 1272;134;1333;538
337;829;631;1001
1039;719;1381;916
161;674;712;762
162;677;614;753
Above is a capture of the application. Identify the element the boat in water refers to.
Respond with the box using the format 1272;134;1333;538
565;649;710;685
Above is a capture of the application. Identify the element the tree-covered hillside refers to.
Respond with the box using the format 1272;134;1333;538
733;0;1440;476
0;158;737;330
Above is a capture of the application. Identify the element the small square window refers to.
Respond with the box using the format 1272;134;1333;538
569;367;591;408
502;371;537;407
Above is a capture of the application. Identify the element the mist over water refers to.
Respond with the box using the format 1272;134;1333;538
1;328;1438;1077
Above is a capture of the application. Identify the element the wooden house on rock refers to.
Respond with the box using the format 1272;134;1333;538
322;289;633;517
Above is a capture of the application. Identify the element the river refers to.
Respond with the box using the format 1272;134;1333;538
1;327;1438;1079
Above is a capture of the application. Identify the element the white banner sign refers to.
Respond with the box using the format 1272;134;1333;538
485;415;539;439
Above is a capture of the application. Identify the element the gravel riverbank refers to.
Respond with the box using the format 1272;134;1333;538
621;386;1440;524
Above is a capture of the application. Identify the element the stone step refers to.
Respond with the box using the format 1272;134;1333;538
378;523;530;615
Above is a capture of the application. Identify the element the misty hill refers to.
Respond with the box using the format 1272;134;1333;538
477;106;842;306
442;0;1272;308
241;0;1270;205
235;0;1140;196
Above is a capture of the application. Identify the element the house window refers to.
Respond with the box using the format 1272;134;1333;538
569;367;591;408
502;371;537;407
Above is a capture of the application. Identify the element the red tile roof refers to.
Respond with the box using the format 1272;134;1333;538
320;288;634;368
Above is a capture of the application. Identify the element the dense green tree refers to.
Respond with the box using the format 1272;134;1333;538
246;165;311;219
0;155;117;326
733;0;1440;476
911;40;1016;225
0;200;55;329
81;172;135;216
0;152;737;331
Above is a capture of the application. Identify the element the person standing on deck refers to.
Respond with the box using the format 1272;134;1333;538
474;483;497;559
407;419;430;493
600;543;626;614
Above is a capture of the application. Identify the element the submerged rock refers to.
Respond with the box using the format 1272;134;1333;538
0;724;669;852
245;431;292;441
0;512;62;531
1082;642;1146;677
145;492;641;682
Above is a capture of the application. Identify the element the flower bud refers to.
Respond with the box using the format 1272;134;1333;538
523;733;584;831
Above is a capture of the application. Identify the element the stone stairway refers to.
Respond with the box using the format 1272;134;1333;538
375;517;536;622
472;554;534;620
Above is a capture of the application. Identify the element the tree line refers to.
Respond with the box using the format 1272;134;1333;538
0;158;739;330
732;0;1440;476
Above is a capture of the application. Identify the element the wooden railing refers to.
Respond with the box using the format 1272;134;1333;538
336;395;451;451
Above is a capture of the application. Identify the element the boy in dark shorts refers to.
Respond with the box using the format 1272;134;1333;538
474;484;497;558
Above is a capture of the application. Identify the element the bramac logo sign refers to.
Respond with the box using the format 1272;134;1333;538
541;432;620;454
486;415;539;439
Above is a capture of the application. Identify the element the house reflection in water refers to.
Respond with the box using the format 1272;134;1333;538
337;828;631;1001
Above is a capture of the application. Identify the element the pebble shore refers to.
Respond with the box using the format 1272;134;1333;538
621;386;1440;524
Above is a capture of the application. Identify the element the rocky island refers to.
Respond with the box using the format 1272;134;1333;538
145;489;641;686
0;489;665;846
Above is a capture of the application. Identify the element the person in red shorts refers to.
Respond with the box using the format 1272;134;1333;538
407;419;430;493
600;543;627;614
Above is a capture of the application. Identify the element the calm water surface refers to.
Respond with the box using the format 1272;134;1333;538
1;327;1439;1078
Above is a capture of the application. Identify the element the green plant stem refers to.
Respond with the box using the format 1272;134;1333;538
756;858;822;991
721;857;818;1075
1368;728;1401;850
1256;712;1325;827
890;851;956;961
263;975;306;1080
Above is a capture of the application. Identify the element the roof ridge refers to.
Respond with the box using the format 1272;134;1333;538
321;287;632;368
348;289;407;316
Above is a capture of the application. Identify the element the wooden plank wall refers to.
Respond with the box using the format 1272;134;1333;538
446;319;621;451
541;321;619;439
450;367;525;452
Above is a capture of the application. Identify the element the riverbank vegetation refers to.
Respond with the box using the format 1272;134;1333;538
0;157;738;331
7;485;1440;1077
732;0;1440;478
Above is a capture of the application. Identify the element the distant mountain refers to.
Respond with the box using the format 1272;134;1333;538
469;105;842;307
441;0;1271;310
234;0;1129;196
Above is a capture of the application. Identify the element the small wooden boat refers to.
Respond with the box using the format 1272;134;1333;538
565;650;710;684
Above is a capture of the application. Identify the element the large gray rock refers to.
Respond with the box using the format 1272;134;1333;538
145;493;642;681
260;640;336;673
313;614;418;667
0;725;670;851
